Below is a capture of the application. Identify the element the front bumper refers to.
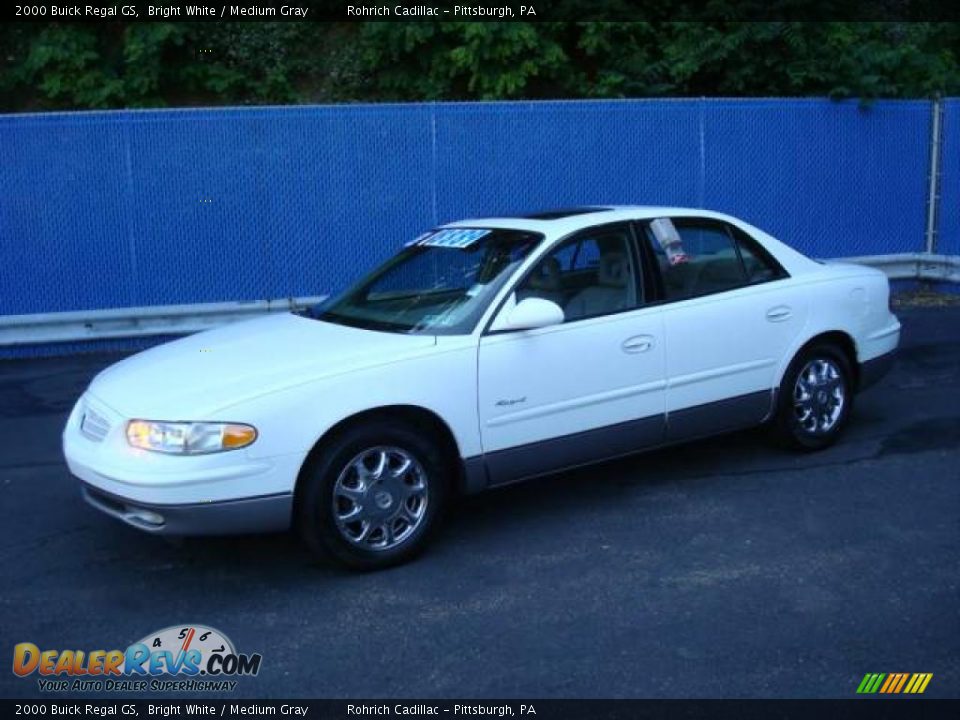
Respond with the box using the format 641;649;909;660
81;483;292;535
64;393;302;535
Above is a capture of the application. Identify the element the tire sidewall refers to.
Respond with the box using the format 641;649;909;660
778;344;854;450
297;421;448;570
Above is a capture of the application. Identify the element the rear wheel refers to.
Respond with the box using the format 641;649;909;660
296;420;449;570
774;344;853;451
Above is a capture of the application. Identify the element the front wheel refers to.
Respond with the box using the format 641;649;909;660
773;344;854;451
296;421;448;570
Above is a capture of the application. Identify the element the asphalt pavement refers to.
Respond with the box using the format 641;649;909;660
0;307;957;699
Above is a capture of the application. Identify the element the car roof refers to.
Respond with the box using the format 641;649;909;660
438;205;821;279
440;206;739;235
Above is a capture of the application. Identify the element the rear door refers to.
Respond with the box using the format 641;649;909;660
637;217;809;441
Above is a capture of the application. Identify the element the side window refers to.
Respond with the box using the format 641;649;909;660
731;226;786;283
571;240;600;271
547;243;578;272
517;226;639;323
645;218;747;300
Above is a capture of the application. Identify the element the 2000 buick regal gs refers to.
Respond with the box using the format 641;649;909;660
64;207;900;569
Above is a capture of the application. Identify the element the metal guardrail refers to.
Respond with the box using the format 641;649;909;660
831;253;960;283
0;253;957;347
0;296;325;347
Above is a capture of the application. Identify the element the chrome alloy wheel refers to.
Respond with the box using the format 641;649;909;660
793;358;846;434
332;446;429;551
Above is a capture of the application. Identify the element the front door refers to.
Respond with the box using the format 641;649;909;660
477;223;667;485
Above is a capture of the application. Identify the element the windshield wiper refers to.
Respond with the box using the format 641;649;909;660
316;311;412;334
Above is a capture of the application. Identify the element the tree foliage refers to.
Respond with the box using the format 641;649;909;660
1;21;959;112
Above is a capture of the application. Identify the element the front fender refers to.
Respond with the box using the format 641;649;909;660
217;341;480;464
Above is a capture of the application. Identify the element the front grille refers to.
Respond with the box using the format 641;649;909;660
80;405;111;442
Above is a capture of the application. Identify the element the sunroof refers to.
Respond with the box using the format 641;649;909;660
521;207;613;220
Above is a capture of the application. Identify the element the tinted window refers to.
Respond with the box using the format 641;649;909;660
731;227;785;283
517;226;639;323
645;219;746;300
571;239;601;271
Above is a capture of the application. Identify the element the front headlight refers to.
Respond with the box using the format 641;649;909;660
126;420;257;455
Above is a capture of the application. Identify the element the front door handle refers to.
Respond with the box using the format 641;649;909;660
766;305;793;322
622;335;654;354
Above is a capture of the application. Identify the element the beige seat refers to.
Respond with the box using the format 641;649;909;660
565;253;632;320
518;257;564;306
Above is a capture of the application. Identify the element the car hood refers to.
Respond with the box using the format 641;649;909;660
88;313;437;418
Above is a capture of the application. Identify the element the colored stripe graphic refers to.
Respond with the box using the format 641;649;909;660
893;673;910;693
905;673;934;693
870;673;887;693
857;673;886;693
884;673;900;693
857;672;932;694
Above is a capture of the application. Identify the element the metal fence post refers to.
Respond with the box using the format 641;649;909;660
925;96;944;254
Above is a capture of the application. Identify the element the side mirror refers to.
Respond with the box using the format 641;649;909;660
494;297;564;332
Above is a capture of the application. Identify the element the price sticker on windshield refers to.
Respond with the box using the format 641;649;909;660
405;232;434;247
418;228;491;249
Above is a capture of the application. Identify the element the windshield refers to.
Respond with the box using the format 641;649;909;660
313;228;543;335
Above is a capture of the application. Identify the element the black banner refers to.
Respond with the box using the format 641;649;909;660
5;0;960;23
1;700;959;720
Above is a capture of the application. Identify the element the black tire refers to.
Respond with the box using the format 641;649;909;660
773;343;854;451
296;419;449;570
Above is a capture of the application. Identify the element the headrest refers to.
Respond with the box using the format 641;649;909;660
598;253;628;287
529;257;562;291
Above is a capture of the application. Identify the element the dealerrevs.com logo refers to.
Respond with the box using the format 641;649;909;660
12;624;262;693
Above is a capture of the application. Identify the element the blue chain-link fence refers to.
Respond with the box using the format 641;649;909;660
937;99;960;257
0;99;941;320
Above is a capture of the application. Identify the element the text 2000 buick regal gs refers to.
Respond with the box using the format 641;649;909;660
64;207;900;569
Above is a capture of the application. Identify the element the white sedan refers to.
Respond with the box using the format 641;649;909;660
63;207;900;569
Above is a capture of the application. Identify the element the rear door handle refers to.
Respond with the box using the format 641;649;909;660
622;335;654;354
766;306;793;322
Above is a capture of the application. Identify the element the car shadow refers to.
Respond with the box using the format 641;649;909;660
163;425;771;564
85;421;843;583
447;425;774;534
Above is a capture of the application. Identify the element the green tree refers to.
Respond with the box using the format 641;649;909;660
354;22;960;101
2;21;959;112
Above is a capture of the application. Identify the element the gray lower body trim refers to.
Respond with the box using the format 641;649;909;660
666;390;773;442
859;349;896;391
81;483;293;536
460;456;489;495
476;390;774;490
485;415;665;488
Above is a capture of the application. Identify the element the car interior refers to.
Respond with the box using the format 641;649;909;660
517;220;783;318
517;233;636;321
650;225;779;300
